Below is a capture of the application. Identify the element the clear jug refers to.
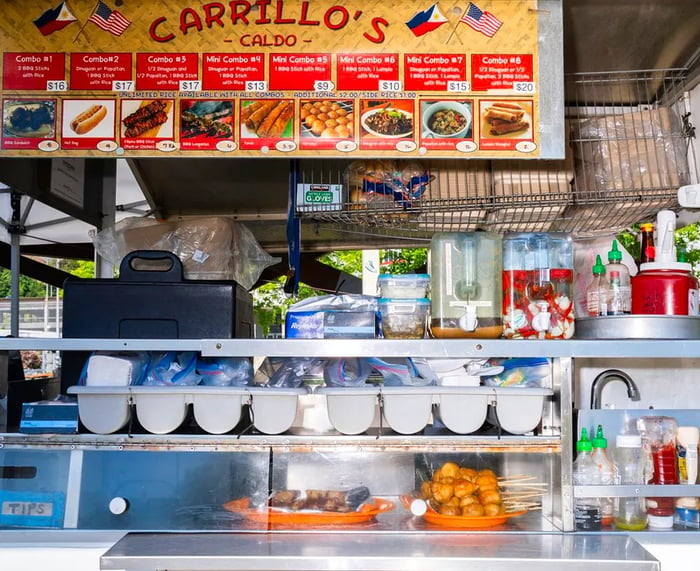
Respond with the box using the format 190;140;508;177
429;232;502;338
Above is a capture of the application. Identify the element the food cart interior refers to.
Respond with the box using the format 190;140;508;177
2;1;700;570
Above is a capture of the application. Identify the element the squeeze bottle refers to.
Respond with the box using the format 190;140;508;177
677;426;699;485
572;427;602;530
591;424;617;526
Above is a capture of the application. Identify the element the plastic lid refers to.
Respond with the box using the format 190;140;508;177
678;426;700;447
647;514;674;529
577;427;593;452
675;497;700;509
640;261;693;272
378;297;430;304
608;240;623;262
378;273;430;281
616;433;642;448
592;424;608;449
640;222;654;231
592;254;606;276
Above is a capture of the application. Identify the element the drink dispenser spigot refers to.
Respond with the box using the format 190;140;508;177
430;232;502;339
527;236;554;332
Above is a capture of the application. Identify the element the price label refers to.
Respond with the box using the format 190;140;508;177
245;80;267;92
275;140;297;153
46;80;67;92
447;81;470;93
179;80;201;92
514;82;536;93
515;140;537;153
379;80;402;92
156;140;179;152
112;80;134;92
313;80;335;92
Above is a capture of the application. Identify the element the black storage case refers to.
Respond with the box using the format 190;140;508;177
61;251;254;392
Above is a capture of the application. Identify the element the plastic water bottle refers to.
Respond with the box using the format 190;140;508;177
591;425;617;526
613;433;647;530
605;240;632;314
573;427;602;530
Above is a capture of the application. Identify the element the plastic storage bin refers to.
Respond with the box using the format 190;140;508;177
378;298;429;339
316;386;380;435
377;274;430;299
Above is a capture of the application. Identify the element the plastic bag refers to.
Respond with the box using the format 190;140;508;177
197;357;253;386
481;358;550;388
143;351;202;386
260;357;325;388
90;216;280;289
78;351;151;387
346;160;432;208
324;358;374;387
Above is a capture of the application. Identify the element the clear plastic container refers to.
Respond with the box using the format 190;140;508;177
613;433;647;530
429;232;502;339
377;274;430;299
604;240;632;314
502;232;574;339
638;416;679;517
378;298;429;339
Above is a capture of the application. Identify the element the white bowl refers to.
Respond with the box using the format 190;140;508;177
248;387;307;435
67;386;130;434
435;387;490;434
131;387;189;434
380;386;434;434
488;387;553;434
191;388;246;434
317;386;380;435
422;101;472;139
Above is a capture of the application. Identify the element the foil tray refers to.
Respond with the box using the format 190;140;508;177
576;316;700;339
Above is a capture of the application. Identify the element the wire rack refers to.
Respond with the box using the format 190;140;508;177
296;70;697;240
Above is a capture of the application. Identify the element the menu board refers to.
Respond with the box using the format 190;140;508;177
0;0;555;158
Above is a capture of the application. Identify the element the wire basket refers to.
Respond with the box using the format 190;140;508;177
296;70;696;240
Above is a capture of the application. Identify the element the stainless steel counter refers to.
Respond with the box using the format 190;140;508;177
101;532;659;570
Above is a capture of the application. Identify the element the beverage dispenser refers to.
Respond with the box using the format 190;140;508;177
502;232;574;339
429;232;502;339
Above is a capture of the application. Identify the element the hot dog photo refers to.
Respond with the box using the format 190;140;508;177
61;99;115;140
479;100;533;139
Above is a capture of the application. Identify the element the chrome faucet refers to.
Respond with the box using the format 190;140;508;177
590;369;641;409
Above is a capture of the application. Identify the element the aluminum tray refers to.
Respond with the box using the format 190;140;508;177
576;316;700;339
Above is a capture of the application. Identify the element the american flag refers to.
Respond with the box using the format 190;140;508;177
88;1;131;36
460;2;502;37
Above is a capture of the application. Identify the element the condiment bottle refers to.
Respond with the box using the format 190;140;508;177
613;433;647;530
677;426;699;485
637;416;679;527
591;425;617;526
605;240;631;314
573;427;602;530
585;255;608;317
640;222;655;266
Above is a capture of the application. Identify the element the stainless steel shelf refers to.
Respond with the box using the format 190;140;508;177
575;484;700;497
3;337;700;358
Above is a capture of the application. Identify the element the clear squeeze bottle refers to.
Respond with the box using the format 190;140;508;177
591;425;617;526
573;427;602;530
613;433;647;530
586;255;609;317
606;240;632;314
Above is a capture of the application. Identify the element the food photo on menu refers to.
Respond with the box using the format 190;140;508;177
180;100;234;140
61;99;115;139
420;99;473;140
480;100;532;138
2;99;55;139
359;100;414;139
240;99;294;140
120;98;174;139
299;100;354;139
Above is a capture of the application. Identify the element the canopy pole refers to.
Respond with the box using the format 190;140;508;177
95;159;117;279
9;190;24;337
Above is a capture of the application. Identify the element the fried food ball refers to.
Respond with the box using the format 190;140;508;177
335;125;350;139
476;475;499;491
327;110;338;119
440;504;461;516
311;120;325;136
459;495;479;507
324;118;338;129
462;503;485;517
316;113;329;122
320;127;337;138
309;107;320;115
430;481;454;504
479;468;497;479
304;115;316;128
331;103;341;110
435;462;461;481
420;480;432;500
336;108;348;117
478;489;502;505
459;467;478;481
302;103;313;111
300;109;309;120
483;503;504;517
453;479;477;498
445;495;461;507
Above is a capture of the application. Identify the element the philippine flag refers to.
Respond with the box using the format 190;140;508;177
33;1;78;36
406;3;449;37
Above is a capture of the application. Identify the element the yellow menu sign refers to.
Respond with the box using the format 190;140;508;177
0;0;561;158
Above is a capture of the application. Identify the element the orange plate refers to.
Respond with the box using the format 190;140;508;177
400;495;527;529
222;497;395;526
